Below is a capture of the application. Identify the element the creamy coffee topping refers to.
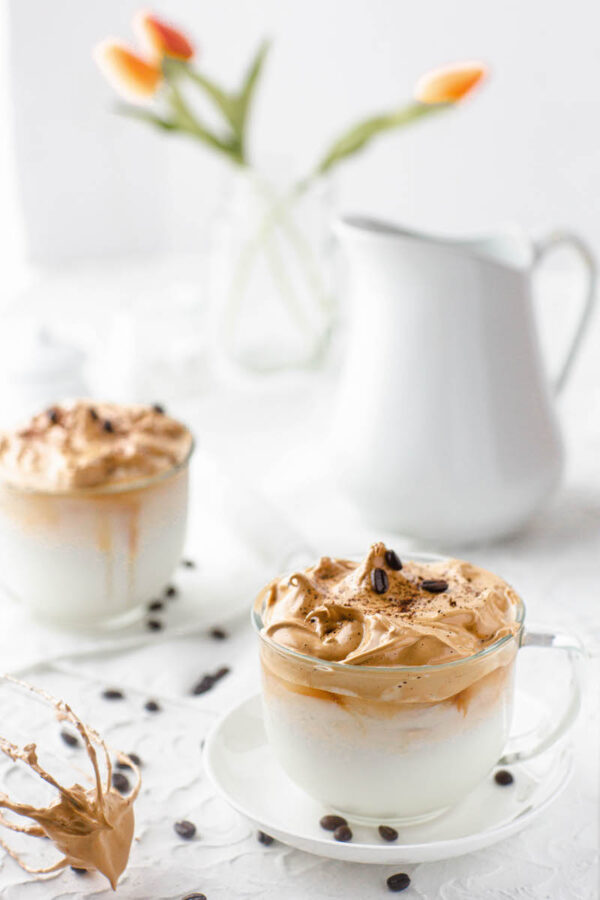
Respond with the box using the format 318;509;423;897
257;543;521;666
0;679;140;889
0;400;193;491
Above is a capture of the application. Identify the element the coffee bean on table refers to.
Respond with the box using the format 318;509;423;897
112;772;130;794
257;830;274;845
181;559;196;568
147;618;163;631
102;688;124;701
371;568;389;594
165;585;177;598
71;866;87;875
117;752;141;770
378;825;399;842
145;699;161;713
152;403;165;414
209;627;228;640
148;600;164;612
387;872;411;892
319;814;347;831
192;667;230;695
60;729;79;748
174;820;197;840
182;894;206;900
385;550;403;571
421;579;449;594
48;408;59;424
103;419;114;433
494;769;514;786
333;824;352;842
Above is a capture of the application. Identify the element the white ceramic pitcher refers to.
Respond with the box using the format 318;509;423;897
332;217;596;544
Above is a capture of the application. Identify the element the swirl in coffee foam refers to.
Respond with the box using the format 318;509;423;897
0;400;193;491
257;543;521;667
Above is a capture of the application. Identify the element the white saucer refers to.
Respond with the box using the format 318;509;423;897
204;693;573;864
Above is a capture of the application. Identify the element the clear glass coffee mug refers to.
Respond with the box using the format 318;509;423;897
254;557;584;824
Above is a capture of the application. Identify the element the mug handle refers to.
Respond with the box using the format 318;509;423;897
499;628;585;766
533;231;597;395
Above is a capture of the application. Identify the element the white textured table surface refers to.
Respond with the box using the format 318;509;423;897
0;272;598;899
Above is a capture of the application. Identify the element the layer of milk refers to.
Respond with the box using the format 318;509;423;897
262;685;512;822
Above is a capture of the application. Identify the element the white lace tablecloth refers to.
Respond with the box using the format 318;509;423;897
0;300;598;899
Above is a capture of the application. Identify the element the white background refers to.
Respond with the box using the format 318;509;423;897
2;0;600;267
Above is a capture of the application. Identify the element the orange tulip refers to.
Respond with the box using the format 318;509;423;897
134;10;195;61
414;61;487;104
94;40;162;102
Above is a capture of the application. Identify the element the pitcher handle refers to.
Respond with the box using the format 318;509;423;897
499;627;585;765
533;230;597;395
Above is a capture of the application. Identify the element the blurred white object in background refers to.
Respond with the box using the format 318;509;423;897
0;324;87;427
332;217;596;544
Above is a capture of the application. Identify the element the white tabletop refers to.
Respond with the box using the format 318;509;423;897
0;262;598;899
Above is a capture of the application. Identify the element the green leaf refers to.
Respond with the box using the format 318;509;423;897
236;40;270;135
115;104;178;131
184;68;241;134
315;101;449;176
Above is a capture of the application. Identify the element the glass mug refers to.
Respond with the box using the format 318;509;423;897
0;443;194;628
253;554;583;824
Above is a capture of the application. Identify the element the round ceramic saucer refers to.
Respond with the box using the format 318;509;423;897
203;693;573;864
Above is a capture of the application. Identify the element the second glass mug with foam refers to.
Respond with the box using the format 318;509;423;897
253;551;583;824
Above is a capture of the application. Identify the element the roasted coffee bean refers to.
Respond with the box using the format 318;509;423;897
103;419;114;433
152;403;165;414
378;825;399;842
333;824;352;842
387;872;411;892
71;866;87;875
192;666;230;695
209;627;228;640
182;894;206;900
257;830;274;845
112;772;130;794
48;408;59;424
494;769;514;786
421;579;448;594
319;814;348;831
174;820;197;840
89;407;99;421
371;567;389;594
102;688;124;701
145;699;161;713
181;558;196;568
165;585;177;598
148;600;164;612
117;752;141;771
385;550;403;571
147;618;163;631
60;729;79;748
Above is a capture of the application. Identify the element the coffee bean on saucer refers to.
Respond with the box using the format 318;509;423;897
71;866;87;875
103;419;114;433
333;824;352;842
147;618;163;632
387;872;411;892
209;627;228;640
319;814;347;831
378;825;399;842
148;600;164;612
152;403;166;414
112;772;130;794
145;699;161;713
102;688;124;701
257;830;274;845
421;579;448;594
385;550;403;571
494;769;514;786
182;894;206;900
174;820;197;840
371;568;389;594
181;558;196;568
165;585;177;598
60;729;79;748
